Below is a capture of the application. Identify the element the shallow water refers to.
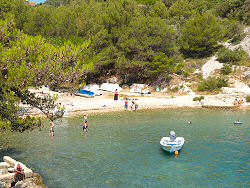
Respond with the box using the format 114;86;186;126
1;109;249;188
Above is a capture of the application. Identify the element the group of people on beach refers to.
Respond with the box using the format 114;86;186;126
233;99;244;107
114;89;139;111
124;98;138;111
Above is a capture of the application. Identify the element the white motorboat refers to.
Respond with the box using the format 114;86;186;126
160;131;185;153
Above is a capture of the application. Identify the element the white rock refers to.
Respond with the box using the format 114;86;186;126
0;162;10;169
100;83;123;92
0;169;8;175
8;168;14;173
0;173;14;182
202;56;223;79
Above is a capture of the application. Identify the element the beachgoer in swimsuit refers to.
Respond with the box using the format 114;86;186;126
233;99;238;106
49;121;54;136
83;121;88;132
131;101;138;111
114;89;118;101
124;99;128;111
84;113;88;123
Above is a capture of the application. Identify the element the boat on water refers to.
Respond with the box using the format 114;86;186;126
75;90;95;98
233;121;242;124
160;131;185;153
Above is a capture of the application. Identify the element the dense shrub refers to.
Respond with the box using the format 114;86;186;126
224;21;245;44
193;96;204;101
246;95;250;103
198;77;228;91
217;47;242;63
179;12;225;57
221;64;232;75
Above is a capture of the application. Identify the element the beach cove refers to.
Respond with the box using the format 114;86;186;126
1;108;249;187
21;88;250;117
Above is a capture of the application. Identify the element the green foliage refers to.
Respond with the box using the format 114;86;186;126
216;0;249;24
193;95;204;101
221;64;232;75
246;95;250;103
217;47;242;63
0;17;92;131
179;12;225;57
198;77;228;91
168;0;195;22
224;20;245;44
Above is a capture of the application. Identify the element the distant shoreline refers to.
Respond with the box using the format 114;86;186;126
21;89;250;118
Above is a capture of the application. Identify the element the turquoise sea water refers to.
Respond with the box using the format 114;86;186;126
0;109;249;187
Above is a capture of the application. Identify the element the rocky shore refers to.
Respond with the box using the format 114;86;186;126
0;156;47;188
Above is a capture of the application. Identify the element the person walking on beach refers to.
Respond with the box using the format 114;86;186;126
124;98;128;111
49;121;54;136
114;89;118;101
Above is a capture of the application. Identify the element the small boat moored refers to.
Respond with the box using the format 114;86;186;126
160;131;185;153
75;90;95;98
233;121;242;125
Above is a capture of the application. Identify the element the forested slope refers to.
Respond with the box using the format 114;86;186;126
0;0;249;130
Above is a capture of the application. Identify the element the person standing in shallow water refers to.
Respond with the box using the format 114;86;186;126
49;121;54;136
114;89;118;101
83;114;88;132
83;120;88;132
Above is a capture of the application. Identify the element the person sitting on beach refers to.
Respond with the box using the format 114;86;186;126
11;163;25;187
49;121;54;136
233;99;238;106
131;101;138;111
238;99;243;106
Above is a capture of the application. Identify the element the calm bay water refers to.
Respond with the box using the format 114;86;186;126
0;109;249;187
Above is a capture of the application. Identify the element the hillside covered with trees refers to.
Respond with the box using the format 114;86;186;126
0;0;249;130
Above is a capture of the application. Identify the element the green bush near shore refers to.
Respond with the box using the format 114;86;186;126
246;96;250;103
193;96;204;102
198;77;228;92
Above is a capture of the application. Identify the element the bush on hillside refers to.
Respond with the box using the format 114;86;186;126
217;47;242;63
193;96;204;102
221;64;232;75
246;95;250;103
198;77;228;92
224;21;245;44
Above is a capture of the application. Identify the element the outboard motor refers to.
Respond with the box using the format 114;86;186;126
169;131;176;141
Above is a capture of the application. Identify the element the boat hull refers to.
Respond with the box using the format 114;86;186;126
161;145;183;153
233;122;242;124
160;137;184;153
75;93;94;98
75;90;95;98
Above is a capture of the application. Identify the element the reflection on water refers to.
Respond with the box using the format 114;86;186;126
0;109;249;187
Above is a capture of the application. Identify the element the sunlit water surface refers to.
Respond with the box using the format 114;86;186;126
0;109;249;188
